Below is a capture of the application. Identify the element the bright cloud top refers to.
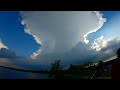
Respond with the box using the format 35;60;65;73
89;12;120;52
0;39;8;49
91;36;107;51
20;11;107;65
84;11;106;44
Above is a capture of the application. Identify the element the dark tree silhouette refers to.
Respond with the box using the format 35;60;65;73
68;64;77;73
90;61;104;79
48;60;62;79
116;48;120;58
112;48;120;79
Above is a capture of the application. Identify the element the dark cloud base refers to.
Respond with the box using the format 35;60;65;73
0;48;16;58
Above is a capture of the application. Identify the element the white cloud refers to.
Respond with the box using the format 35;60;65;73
84;11;106;44
31;49;41;59
20;11;107;65
29;37;120;67
0;39;8;49
31;52;38;59
91;36;107;51
101;37;120;55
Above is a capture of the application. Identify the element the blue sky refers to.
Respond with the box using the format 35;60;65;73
88;11;120;43
0;11;39;57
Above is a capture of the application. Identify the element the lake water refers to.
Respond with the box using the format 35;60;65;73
0;68;49;79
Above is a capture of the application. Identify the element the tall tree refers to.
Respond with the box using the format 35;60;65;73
48;60;62;79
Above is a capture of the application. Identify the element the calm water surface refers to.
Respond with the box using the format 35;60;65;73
0;68;49;79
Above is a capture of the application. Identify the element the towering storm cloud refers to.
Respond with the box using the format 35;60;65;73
21;11;106;65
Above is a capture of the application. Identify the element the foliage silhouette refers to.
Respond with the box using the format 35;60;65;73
48;60;63;79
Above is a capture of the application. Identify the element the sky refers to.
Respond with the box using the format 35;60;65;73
88;11;120;43
0;11;40;57
1;11;120;67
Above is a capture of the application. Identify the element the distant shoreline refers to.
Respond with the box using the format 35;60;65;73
0;65;49;74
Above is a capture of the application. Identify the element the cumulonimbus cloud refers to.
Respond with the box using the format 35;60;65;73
84;11;106;44
20;11;107;65
91;36;107;51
